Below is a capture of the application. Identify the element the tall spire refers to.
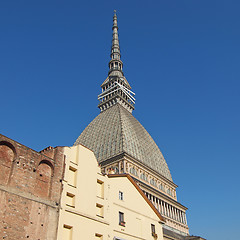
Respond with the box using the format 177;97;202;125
108;10;123;77
98;11;135;113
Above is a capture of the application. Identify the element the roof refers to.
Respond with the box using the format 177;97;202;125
108;173;165;223
163;228;206;240
74;104;172;181
163;228;186;240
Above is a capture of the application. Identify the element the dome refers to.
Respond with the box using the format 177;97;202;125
74;104;172;181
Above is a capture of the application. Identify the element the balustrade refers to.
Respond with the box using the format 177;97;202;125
143;191;187;226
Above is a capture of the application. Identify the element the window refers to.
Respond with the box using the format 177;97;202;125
140;172;148;182
63;225;72;240
159;183;164;191
68;166;77;187
113;166;119;174
151;224;155;234
95;233;103;240
66;192;75;207
96;203;104;217
167;188;173;196
119;191;123;200
150;178;157;187
151;224;157;238
130;167;138;177
119;212;125;226
97;179;104;198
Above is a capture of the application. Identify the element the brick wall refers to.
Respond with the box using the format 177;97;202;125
0;134;65;240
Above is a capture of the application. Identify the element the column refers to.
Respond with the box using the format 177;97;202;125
158;199;161;213
166;203;170;217
179;210;182;223
159;200;162;214
182;212;185;224
153;196;156;207
161;200;164;214
163;201;166;216
177;209;180;222
176;209;179;222
123;160;126;173
181;211;185;224
184;212;188;225
156;198;159;212
168;204;172;218
118;161;121;173
166;203;169;217
173;207;176;220
179;211;183;223
171;205;175;219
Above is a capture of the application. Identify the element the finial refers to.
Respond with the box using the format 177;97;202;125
97;11;135;113
114;10;117;14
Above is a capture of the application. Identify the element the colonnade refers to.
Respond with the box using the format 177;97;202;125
143;190;187;225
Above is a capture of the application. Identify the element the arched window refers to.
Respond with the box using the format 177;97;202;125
159;183;165;191
34;161;53;198
113;166;119;174
129;167;138;177
140;173;148;182
150;178;157;187
167;188;172;196
0;141;15;185
108;166;119;174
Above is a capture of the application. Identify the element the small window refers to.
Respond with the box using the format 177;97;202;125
119;212;125;226
96;203;104;218
95;233;103;240
68;166;77;187
151;224;155;233
151;224;157;238
119;191;123;200
66;192;75;207
63;225;72;240
97;179;104;198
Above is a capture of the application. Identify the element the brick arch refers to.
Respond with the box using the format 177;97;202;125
0;141;16;185
37;160;54;174
34;160;54;198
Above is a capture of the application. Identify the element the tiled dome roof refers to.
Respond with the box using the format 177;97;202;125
74;104;172;181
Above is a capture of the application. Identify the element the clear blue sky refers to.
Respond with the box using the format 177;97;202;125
1;1;239;239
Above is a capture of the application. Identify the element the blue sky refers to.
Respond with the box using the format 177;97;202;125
1;1;239;239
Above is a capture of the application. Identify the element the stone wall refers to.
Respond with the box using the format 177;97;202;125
0;134;65;240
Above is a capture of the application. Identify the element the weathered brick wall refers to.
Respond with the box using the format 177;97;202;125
0;134;65;240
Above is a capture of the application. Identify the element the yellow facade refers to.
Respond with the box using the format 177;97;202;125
57;145;165;240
